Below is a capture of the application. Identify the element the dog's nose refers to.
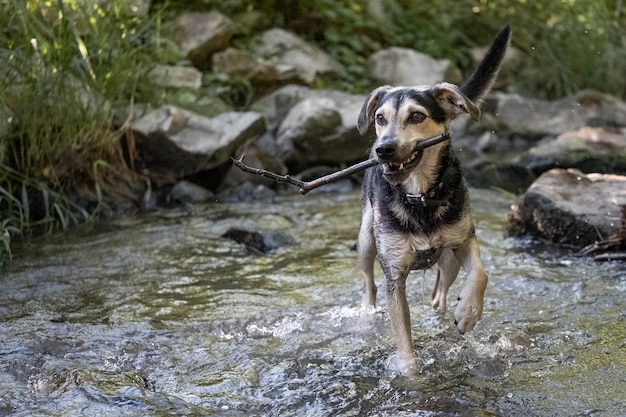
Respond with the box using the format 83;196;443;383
375;142;396;160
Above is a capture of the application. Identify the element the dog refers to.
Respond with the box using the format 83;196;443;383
356;26;511;374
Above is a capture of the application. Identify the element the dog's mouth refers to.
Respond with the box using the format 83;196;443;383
380;150;423;175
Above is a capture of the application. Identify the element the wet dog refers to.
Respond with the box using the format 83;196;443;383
356;26;511;374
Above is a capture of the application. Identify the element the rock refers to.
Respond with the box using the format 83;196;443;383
252;29;346;85
148;65;203;89
366;47;462;86
164;12;234;69
464;126;626;192
212;47;299;87
251;85;370;170
483;90;626;137
218;182;276;203
294;166;359;194
508;168;626;247
275;97;343;161
221;227;297;255
516;126;626;175
219;140;287;191
169;180;214;204
131;105;265;178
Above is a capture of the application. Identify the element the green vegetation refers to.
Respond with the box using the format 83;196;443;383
0;0;163;262
1;0;625;262
196;0;626;97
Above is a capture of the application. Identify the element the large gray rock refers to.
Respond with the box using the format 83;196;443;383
516;126;626;175
148;65;202;90
219;139;287;191
275;97;343;164
212;47;299;85
131;105;265;177
165;12;234;68
483;90;626;137
366;47;462;86
251;85;370;169
508;168;626;247
252;29;346;85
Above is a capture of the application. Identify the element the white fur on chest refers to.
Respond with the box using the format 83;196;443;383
373;206;472;269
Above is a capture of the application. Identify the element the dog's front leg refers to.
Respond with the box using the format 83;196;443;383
358;203;377;309
384;268;417;374
453;237;488;334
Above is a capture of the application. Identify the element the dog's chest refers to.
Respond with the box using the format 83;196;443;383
373;208;471;270
405;235;444;269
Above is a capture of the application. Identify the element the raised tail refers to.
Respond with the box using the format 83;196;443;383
460;25;511;104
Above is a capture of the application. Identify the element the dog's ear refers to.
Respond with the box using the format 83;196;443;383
431;83;481;121
357;86;391;135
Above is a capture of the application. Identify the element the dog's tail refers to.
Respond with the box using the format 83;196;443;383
460;25;511;104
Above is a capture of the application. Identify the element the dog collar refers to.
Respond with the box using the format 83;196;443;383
404;134;449;207
405;192;448;207
405;180;448;207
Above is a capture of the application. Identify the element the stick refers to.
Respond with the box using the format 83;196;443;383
232;132;450;195
232;156;377;195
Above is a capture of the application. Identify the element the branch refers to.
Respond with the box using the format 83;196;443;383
231;132;450;195
232;155;377;195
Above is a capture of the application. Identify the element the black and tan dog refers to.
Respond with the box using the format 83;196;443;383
356;26;511;374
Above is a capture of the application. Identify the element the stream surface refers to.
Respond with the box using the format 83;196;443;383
1;188;625;417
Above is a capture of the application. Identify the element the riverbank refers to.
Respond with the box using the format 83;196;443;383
1;1;626;261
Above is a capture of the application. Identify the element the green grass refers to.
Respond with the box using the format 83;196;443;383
0;0;165;263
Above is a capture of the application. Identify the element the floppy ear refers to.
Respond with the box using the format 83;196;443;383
431;83;481;121
357;85;391;135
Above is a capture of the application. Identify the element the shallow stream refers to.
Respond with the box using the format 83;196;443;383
1;189;625;416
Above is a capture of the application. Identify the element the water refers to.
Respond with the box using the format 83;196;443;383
1;189;624;416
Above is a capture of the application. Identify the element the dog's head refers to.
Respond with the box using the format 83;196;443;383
357;83;480;184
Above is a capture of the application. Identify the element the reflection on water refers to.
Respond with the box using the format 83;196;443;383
1;189;624;416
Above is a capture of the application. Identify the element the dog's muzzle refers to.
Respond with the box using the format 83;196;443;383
375;141;424;180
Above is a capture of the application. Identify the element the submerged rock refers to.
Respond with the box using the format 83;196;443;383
222;227;297;255
508;168;626;247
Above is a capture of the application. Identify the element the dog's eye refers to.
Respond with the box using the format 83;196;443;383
408;112;426;124
375;114;387;126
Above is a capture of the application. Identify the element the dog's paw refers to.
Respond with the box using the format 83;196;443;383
453;294;483;334
389;353;419;376
430;287;447;313
361;290;377;310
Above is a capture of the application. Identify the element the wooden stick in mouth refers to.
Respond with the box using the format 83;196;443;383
231;132;450;195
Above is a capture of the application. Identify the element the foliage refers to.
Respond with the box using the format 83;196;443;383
184;0;626;98
0;0;164;262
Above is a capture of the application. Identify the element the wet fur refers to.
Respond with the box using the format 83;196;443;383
357;26;511;374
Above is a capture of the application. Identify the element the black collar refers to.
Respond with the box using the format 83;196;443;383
404;132;450;207
405;191;448;207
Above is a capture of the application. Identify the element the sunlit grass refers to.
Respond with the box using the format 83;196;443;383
0;0;164;262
